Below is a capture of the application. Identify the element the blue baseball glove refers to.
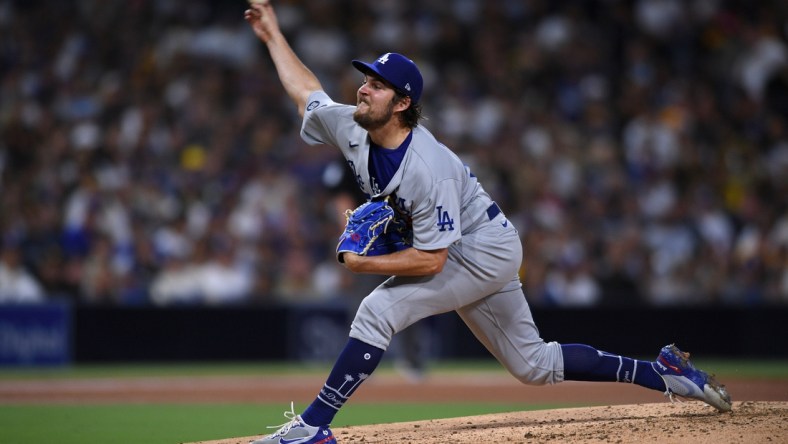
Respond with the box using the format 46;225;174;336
336;199;411;263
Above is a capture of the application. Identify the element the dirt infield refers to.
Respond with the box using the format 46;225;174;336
2;371;786;443
194;401;786;444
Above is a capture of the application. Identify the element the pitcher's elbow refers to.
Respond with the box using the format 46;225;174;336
429;261;445;275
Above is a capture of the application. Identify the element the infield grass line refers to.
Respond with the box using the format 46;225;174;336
0;358;786;380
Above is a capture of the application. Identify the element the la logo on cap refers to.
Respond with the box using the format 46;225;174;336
377;53;391;64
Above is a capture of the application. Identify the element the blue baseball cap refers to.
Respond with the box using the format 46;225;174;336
352;52;423;103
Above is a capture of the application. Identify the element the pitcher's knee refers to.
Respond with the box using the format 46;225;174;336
507;341;564;385
349;297;395;351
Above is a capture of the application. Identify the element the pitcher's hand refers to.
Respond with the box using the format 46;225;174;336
244;0;280;43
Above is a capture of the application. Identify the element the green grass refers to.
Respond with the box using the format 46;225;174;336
689;359;788;379
0;359;786;444
0;402;553;444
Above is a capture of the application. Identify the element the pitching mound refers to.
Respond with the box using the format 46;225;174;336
191;401;786;444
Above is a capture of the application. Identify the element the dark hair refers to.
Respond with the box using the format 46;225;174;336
393;91;423;129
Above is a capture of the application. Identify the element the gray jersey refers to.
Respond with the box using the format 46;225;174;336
300;90;563;385
301;91;495;251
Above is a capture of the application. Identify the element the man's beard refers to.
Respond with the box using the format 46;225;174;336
353;101;394;130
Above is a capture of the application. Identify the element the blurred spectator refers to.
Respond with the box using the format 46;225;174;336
275;242;319;302
148;235;253;306
149;255;202;306
0;242;45;303
79;235;118;304
544;239;601;307
597;225;646;307
198;237;254;305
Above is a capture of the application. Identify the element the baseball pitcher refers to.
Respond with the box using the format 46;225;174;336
244;2;731;443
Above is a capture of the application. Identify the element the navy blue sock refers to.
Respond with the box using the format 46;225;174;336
561;343;665;391
301;338;384;427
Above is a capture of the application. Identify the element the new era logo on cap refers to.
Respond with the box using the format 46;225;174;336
352;52;423;103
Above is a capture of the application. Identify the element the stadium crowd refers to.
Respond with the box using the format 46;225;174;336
1;0;787;307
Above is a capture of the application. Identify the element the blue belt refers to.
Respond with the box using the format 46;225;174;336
486;202;501;220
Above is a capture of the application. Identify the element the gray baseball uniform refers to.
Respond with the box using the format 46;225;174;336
301;91;564;385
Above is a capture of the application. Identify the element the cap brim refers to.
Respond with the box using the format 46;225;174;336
352;60;378;77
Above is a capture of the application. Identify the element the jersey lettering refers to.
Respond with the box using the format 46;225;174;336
392;196;408;216
347;160;365;190
388;194;412;228
436;206;455;232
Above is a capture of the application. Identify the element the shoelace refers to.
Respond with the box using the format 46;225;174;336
664;390;685;404
266;402;301;436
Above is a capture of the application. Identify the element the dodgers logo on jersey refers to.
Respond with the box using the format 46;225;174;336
436;206;455;231
370;177;381;195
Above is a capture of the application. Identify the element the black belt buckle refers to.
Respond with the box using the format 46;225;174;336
486;202;501;220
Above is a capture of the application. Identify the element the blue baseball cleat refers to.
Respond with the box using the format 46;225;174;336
653;344;732;412
250;403;337;444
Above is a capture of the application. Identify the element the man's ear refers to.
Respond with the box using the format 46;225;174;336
394;95;412;112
